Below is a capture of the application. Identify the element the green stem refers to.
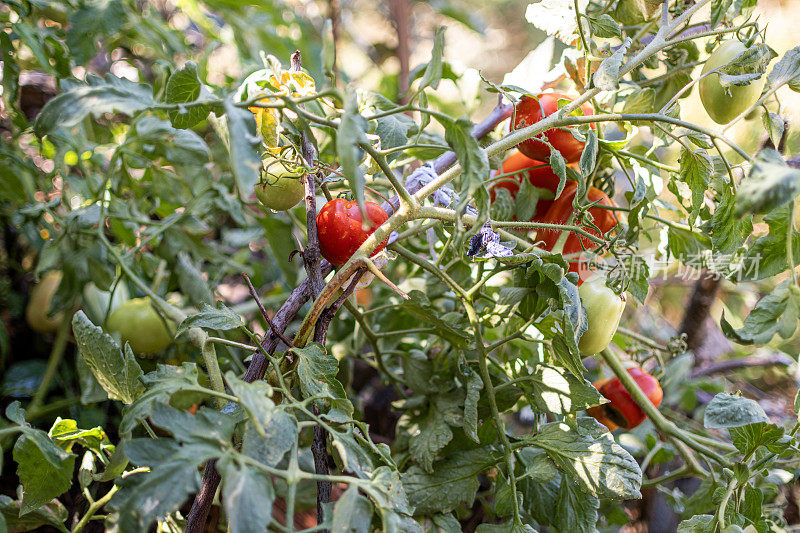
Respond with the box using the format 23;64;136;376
28;311;73;416
71;484;120;533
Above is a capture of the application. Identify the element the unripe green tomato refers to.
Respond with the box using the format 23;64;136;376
699;40;766;125
105;297;174;355
578;276;626;356
82;281;130;325
26;271;64;333
254;161;306;211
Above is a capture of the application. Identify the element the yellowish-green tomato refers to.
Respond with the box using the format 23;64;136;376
26;270;64;333
254;161;306;211
578;276;626;356
699;40;766;125
106;297;173;354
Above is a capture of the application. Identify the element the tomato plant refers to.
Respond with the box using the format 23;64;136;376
489;150;569;221
2;0;800;532
316;198;389;265
513;93;595;163
587;368;664;430
538;182;619;279
105;298;174;355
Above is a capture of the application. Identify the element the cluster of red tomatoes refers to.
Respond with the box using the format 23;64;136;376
493;93;620;282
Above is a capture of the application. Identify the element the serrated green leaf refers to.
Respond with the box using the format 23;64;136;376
217;453;275;533
34;75;155;136
721;280;800;345
529;418;642;499
735;148;800;215
72;311;144;404
224;97;262;197
332;485;374;533
402;448;492;514
166;61;212;128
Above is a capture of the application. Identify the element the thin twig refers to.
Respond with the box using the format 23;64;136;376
242;273;295;348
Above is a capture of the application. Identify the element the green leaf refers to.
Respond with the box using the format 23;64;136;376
767;45;800;92
593;38;631;91
710;184;752;255
34;75;156;136
293;343;353;415
217;453;275;533
259;215;298;285
120;363;208;435
72;311;145;404
418;27;445;91
717;43;777;88
621;87;655;114
166;61;212;129
554;474;599;533
0;495;68;533
729;422;784;456
529;418;642;499
337;90;369;214
762;111;785;147
463;370;483;443
48;418;106;455
65;0;126;64
111;439;203;531
443;115;490;236
589;14;621;38
408;405;453;472
148;403;236;447
400;291;471;347
735;148;800;215
738;203;800;280
332;485;374;533
175;302;244;337
579;130;598;179
677;515;715;533
176;252;214;306
518;447;558;483
224;97;262;197
703;393;769;429
678;148;712;213
403;448;492;514
519;364;605;415
13;433;75;515
721;280;800;345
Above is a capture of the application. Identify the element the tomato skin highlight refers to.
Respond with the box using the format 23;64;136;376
489;150;569;222
317;199;389;266
538;183;618;279
588;368;663;430
26;270;64;333
699;40;767;125
513;93;595;163
578;275;626;356
105;297;174;355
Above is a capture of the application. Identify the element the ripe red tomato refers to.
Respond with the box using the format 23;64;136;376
587;368;663;430
513;93;595;163
317;199;389;265
538;183;618;279
489;150;572;222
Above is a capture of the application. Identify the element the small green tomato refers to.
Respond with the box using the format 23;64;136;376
578;275;626;356
699;40;767;125
254;160;306;211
